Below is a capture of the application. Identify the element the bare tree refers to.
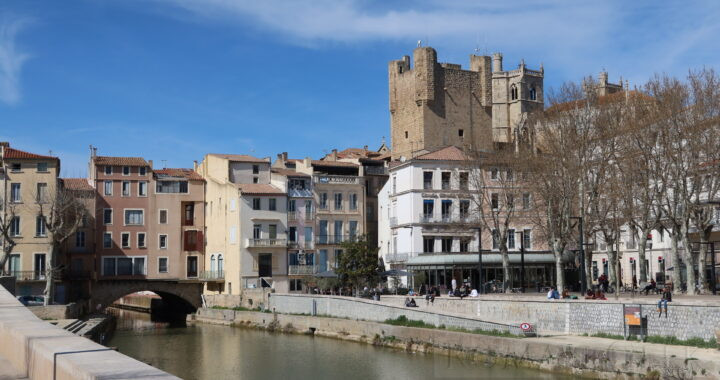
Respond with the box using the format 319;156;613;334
37;185;86;305
0;201;19;275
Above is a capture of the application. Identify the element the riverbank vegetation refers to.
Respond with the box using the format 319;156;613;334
383;315;520;338
584;332;718;349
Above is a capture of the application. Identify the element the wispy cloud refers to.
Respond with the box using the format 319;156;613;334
0;13;30;106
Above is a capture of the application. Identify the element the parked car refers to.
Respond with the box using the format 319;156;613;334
17;295;44;306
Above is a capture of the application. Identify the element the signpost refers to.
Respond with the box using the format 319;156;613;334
623;304;646;340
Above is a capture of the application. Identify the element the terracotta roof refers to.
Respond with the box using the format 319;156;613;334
2;147;57;160
62;178;94;191
271;168;310;177
415;146;468;161
236;183;285;195
93;156;148;166
154;168;204;181
209;153;268;163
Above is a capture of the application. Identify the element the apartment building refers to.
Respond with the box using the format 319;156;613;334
198;153;288;295
60;177;96;301
0;142;59;296
88;148;205;282
378;146;553;290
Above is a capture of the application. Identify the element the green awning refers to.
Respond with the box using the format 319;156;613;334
405;253;556;268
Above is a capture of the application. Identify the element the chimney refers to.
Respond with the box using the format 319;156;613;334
492;53;503;73
282;152;288;161
330;149;338;161
0;142;8;157
89;145;97;159
303;157;311;167
363;145;368;151
148;160;153;169
193;160;198;171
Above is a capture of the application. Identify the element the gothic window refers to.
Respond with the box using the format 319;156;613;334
529;86;537;100
510;84;518;100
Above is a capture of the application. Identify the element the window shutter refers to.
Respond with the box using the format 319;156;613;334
197;231;204;253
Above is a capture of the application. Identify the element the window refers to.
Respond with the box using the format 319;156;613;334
492;229;499;250
423;172;433;189
318;220;328;243
104;166;112;175
288;227;297;242
253;177;259;184
103;232;112;248
423;237;434;253
124;210;144;225
253;224;261;239
122;181;130;196
138;232;146;248
138;181;147;196
440;237;452;252
529;86;537;101
290;279;303;292
252;164;259;174
305;200;312;214
319;193;328;209
349;221;358;238
491;193;499;210
75;231;85;248
156;181;189;193
258;254;272;277
510;84;518;100
104;181;112;196
103;209;113;225
229;227;237;244
139;166;147;176
102;257;145;276
490;168;498;180
460;200;470;219
123;166;130;176
459;172;468;190
269;224;277;239
288;199;296;212
10;183;20;202
252;198;261;210
522;193;531;210
159;234;168;249
334;193;343;210
441;172;451;190
523;229;532;249
121;232;130;248
36;183;48;203
422;199;434;219
289;179;306;190
10;217;20;236
441;200;452;221
37;162;48;172
159;257;168;273
159;209;168;224
269;198;277;211
405;131;408;139
392;176;397;193
460;239;469;252
334;221;343;243
508;229;515;249
10;163;21;172
458;129;464;137
103;257;116;276
184;204;194;225
35;216;46;237
349;193;358;210
304;226;313;243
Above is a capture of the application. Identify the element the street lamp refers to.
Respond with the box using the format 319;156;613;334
570;216;587;294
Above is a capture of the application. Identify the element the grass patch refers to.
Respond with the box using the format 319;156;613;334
384;315;437;329
446;326;519;338
384;315;522;338
211;305;268;313
589;332;718;349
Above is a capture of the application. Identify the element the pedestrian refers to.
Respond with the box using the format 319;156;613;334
657;285;672;317
451;278;457;292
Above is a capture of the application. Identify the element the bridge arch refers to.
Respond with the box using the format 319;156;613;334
90;280;203;313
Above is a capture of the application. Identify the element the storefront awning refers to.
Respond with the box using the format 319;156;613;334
405;253;556;268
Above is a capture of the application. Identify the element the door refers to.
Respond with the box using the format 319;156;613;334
259;254;272;277
187;256;198;278
34;254;46;280
9;254;20;276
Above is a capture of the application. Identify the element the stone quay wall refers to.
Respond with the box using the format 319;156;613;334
268;294;524;336
477;298;720;341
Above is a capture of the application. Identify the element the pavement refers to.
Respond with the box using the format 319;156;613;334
0;355;26;380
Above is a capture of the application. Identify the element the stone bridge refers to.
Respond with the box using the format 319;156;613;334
90;280;203;313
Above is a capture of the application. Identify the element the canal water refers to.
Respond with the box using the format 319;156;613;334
107;309;569;380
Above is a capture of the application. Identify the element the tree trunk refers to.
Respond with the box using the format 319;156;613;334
501;248;511;293
606;241;617;289
43;245;56;305
670;230;683;292
554;245;565;292
585;248;594;290
681;225;697;294
638;232;649;284
698;232;709;294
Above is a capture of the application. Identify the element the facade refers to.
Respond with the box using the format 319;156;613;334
378;146;553;290
60;177;96;301
0;142;59;297
389;47;543;160
198;153;289;294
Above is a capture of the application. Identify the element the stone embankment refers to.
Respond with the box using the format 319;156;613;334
0;285;178;380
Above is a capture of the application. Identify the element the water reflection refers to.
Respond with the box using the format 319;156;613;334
108;309;569;380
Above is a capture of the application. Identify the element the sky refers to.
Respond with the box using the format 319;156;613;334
1;0;719;176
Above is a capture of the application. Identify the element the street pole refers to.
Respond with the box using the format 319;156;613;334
578;217;586;294
478;227;483;294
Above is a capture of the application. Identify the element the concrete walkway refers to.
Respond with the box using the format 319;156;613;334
0;355;27;380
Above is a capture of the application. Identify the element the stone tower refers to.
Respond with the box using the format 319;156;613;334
388;47;544;159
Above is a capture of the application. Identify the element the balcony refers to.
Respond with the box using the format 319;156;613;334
288;265;320;276
315;235;357;245
288;211;314;221
200;270;225;281
418;214;471;224
246;238;287;248
288;240;315;250
385;253;408;263
314;175;359;185
364;166;387;175
9;271;46;282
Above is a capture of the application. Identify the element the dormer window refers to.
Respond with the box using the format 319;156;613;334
510;84;518;100
529;86;537;100
104;166;112;175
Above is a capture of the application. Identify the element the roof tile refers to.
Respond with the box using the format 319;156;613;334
236;183;285;195
415;146;468;161
94;156;148;166
154;168;204;181
62;178;94;191
209;154;269;163
2;147;57;160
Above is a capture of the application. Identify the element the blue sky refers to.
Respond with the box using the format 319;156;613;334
2;0;719;176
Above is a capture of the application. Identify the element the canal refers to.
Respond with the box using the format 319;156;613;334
107;309;569;380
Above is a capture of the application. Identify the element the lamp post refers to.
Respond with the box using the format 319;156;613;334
570;216;587;294
477;227;484;294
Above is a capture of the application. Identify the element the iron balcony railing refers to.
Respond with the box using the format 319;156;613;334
418;213;471;224
200;270;225;280
246;238;287;247
314;175;359;185
385;253;409;263
288;265;321;276
316;235;358;245
288;240;315;250
9;271;46;281
288;211;314;221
